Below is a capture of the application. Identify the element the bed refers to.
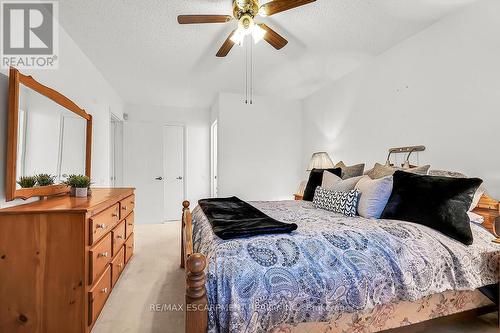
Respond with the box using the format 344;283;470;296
180;195;500;333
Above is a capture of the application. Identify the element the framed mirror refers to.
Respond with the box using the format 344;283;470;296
6;67;92;201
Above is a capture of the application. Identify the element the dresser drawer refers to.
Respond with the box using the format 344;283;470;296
89;233;112;285
88;265;111;325
112;220;126;256
111;246;125;288
120;195;135;219
125;211;134;239
125;233;134;264
89;204;120;245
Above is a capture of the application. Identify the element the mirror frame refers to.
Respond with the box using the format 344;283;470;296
6;67;92;201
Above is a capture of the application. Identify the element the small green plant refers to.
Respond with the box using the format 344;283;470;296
35;173;55;186
17;176;37;188
63;174;91;188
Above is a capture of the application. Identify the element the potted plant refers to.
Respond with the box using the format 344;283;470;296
35;173;55;187
64;174;92;197
17;176;37;188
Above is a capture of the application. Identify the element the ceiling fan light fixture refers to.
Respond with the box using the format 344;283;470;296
252;24;266;44
230;28;246;46
238;14;254;35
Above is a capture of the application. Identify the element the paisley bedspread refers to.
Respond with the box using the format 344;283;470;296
191;200;499;333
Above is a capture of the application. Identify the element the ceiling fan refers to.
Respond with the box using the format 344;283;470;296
178;0;316;57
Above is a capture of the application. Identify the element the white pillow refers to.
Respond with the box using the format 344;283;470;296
355;175;393;219
322;171;342;188
468;211;484;224
470;188;484;211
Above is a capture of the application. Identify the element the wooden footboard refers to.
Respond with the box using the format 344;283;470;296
181;201;208;333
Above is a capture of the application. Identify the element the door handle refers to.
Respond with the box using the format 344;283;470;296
155;177;163;180
176;176;183;180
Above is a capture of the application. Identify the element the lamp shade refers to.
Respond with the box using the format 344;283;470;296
307;152;334;171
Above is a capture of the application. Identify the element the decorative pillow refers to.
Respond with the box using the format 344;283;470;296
335;161;365;179
467;211;484;224
322;171;342;188
313;187;360;217
367;163;430;179
428;169;485;211
381;171;483;245
355;175;393;219
303;168;342;201
327;175;364;193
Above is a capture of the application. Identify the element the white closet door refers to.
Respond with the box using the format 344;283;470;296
163;125;185;221
124;122;164;224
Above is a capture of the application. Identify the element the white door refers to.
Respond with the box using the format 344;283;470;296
125;122;164;224
163;125;185;221
124;122;184;223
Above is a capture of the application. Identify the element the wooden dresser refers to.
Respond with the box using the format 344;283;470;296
0;188;135;333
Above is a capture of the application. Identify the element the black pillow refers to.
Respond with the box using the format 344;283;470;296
381;170;483;245
303;168;342;201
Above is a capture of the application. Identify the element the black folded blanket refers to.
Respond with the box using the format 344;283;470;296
198;196;298;240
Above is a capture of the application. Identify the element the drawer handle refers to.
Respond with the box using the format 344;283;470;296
98;252;108;258
122;206;128;211
128;223;133;226
118;263;123;268
116;235;123;239
131;201;135;204
112;213;119;217
101;288;108;294
96;223;107;229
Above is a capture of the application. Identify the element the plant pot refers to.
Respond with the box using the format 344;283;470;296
74;187;88;198
69;187;76;196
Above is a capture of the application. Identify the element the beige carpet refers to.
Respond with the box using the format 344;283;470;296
93;223;498;333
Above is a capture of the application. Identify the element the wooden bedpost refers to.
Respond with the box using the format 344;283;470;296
181;201;209;333
186;253;208;333
181;200;189;268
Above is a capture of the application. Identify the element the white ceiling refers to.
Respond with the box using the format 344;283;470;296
59;0;477;108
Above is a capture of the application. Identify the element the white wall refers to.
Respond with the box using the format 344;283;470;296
0;26;124;207
123;104;210;211
302;0;500;197
216;93;303;201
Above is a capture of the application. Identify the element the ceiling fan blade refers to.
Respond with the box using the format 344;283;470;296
177;15;232;24
259;0;316;17
216;30;236;57
258;24;288;50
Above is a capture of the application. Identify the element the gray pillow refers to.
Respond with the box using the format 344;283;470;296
321;171;342;188
355;175;393;219
367;163;430;179
335;161;365;179
328;175;364;192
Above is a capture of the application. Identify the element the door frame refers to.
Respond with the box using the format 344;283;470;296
162;124;187;221
109;112;124;187
210;119;217;197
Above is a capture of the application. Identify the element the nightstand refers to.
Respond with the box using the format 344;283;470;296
294;194;303;200
472;194;499;243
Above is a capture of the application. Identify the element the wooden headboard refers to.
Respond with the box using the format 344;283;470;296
473;194;500;236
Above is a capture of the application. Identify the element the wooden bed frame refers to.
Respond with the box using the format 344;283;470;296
180;195;500;333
